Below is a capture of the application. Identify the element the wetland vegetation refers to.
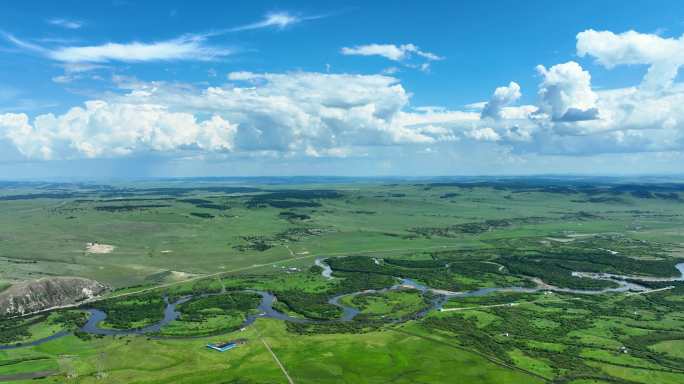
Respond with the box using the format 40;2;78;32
1;177;684;383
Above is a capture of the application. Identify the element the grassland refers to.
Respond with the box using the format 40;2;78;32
0;318;549;384
1;177;684;383
341;289;429;320
1;178;682;288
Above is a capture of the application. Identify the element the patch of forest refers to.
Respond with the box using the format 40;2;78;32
0;192;87;201
244;190;342;208
422;180;684;202
190;212;215;219
273;291;342;320
326;256;508;291
177;291;261;323
93;293;166;329
422;290;684;383
0;317;38;344
234;227;334;252
279;211;311;222
409;217;547;238
94;204;171;212
178;198;231;210
272;269;396;320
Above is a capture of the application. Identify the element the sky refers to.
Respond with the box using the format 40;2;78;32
1;0;684;178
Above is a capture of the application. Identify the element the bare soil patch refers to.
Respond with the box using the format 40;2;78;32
86;242;115;254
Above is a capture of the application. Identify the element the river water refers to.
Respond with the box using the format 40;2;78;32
572;262;684;283
2;261;682;350
315;258;333;279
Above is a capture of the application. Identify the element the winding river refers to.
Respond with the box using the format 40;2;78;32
2;261;683;351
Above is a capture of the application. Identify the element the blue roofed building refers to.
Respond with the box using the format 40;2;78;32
206;339;247;352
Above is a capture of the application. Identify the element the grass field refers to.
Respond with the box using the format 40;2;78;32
341;289;429;320
0;318;548;384
1;178;684;383
2;178;683;288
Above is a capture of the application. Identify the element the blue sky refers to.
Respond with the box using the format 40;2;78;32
1;0;684;178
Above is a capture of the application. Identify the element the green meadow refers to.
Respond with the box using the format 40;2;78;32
1;178;684;383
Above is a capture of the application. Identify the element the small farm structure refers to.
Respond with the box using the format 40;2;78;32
206;339;247;352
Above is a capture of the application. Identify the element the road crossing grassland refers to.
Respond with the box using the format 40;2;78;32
261;338;295;384
625;286;675;296
440;296;583;312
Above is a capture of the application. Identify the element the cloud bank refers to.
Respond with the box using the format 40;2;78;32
0;102;236;159
577;29;684;90
1;28;684;162
0;72;432;160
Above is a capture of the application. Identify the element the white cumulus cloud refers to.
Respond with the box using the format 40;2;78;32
0;102;236;159
536;61;598;122
0;72;438;160
465;127;501;142
4;28;684;162
577;29;684;90
481;81;522;120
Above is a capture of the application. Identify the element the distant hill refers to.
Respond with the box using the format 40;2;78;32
0;277;106;317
